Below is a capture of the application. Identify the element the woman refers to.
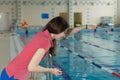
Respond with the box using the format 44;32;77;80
0;16;96;80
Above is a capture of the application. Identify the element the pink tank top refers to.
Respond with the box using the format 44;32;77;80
6;30;53;80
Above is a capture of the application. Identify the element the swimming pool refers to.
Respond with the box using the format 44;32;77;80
16;28;120;80
52;28;120;80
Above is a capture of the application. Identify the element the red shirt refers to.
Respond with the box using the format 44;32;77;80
6;30;53;80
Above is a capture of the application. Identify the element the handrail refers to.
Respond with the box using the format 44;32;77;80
49;54;53;80
46;54;53;80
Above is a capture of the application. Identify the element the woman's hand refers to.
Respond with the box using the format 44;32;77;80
51;68;62;76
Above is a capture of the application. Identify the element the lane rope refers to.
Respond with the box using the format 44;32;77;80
60;45;120;78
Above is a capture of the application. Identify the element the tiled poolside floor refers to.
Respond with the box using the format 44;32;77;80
0;31;11;73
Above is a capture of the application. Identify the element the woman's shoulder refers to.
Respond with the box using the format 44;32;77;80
35;31;49;41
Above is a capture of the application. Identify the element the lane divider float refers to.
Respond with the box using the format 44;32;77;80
60;45;120;78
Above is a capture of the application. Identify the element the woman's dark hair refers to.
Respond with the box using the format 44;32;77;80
43;16;69;56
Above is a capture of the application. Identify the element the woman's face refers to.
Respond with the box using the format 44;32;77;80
54;32;66;40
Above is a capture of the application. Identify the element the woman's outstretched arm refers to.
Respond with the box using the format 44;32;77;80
68;25;97;35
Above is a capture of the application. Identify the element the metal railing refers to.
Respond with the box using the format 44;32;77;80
28;54;53;80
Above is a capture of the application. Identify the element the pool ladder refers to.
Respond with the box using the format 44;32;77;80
29;54;53;80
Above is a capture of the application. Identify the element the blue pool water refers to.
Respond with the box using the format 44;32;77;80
53;29;120;80
16;28;120;80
